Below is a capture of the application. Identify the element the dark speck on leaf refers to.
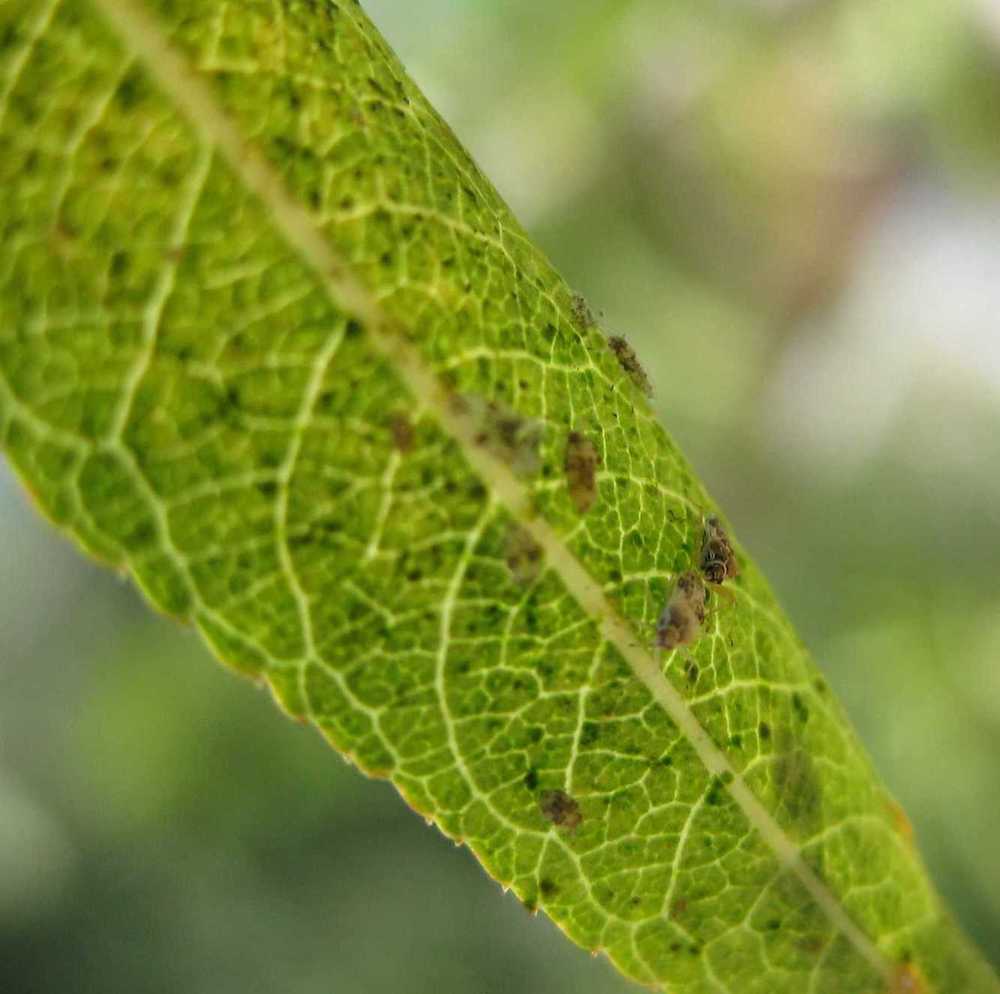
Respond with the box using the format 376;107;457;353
505;525;543;586
774;748;822;832
539;789;582;830
798;937;826;956
464;395;543;475
388;412;414;452
792;693;810;723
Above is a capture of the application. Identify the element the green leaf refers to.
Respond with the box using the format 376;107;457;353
0;2;995;991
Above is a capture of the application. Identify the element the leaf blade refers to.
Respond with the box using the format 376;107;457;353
0;1;996;991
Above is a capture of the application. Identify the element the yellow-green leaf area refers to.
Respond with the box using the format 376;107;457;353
0;2;997;993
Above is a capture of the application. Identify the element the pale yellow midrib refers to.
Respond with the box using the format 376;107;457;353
87;0;891;982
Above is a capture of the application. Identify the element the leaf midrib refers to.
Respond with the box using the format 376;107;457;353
87;0;891;980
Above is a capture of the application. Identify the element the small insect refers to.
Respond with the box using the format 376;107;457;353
655;570;707;651
700;514;739;585
570;293;596;330
608;335;653;397
539;789;583;830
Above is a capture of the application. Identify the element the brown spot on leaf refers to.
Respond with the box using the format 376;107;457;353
669;898;688;919
889;964;926;994
700;515;740;584
540;789;583;830
656;570;707;651
570;293;595;329
608;336;653;397
564;431;599;513
465;395;543;475
797;936;826;956
48;222;81;260
388;412;414;452
773;747;822;836
887;798;915;844
505;526;543;586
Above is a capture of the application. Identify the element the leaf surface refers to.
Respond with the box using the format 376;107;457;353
0;2;996;991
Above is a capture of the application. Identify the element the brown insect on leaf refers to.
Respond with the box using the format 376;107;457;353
539;789;583;830
388;411;414;453
700;514;740;585
655;570;707;651
505;525;543;586
564;431;600;514
608;335;653;397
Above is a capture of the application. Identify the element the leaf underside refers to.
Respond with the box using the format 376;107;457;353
0;2;996;992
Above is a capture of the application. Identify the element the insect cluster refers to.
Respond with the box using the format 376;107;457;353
656;516;740;652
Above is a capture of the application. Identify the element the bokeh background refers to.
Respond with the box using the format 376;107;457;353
3;1;1000;991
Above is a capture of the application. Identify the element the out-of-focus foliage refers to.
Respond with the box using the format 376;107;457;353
2;0;999;990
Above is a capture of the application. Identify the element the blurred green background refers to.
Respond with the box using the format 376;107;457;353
3;1;999;991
